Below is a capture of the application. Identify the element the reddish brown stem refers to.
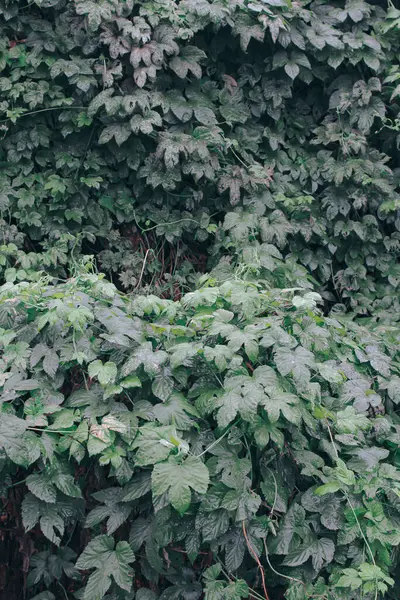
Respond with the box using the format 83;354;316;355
242;521;270;600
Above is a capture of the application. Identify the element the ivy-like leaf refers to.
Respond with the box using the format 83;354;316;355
76;535;135;598
88;360;118;386
152;456;209;514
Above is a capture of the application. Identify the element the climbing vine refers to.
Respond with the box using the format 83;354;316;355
0;0;399;314
1;269;400;599
2;0;400;598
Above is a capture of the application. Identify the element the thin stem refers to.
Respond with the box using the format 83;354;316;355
262;539;328;600
27;427;77;433
57;581;70;600
325;419;378;600
325;420;375;565
0;105;86;123
132;211;220;235
230;146;250;169
215;556;266;600
267;467;278;519
196;419;240;458
6;477;29;490
242;521;270;600
134;215;202;233
134;248;153;290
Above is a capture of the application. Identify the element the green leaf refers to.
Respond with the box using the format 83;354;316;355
386;376;400;403
358;563;394;585
122;472;152;501
341;378;379;412
349;447;389;471
43;350;59;377
169;46;206;79
132;424;176;466
86;490;131;535
52;473;82;498
22;493;41;532
99;123;131;146
224;528;246;571
310;538;335;571
67;307;94;331
272;504;306;554
274;346;315;386
109;541;135;591
121;375;142;389
215;375;274;426
152;368;174;401
317;362;343;384
21;493;73;545
152;455;209;514
284;62;300;79
83;568;112;600
336;568;362;591
152;393;199;430
0;414;29;464
365;345;391;377
282;546;311;567
26;473;57;503
129;517;152;552
198;509;230;542
49;409;76;430
216;390;242;427
335;406;371;434
301;487;342;530
75;0;112;30
88;360;118;386
314;482;341;496
335;459;356;486
122;343;168;377
262;391;301;425
76;536;134;598
169;342;200;369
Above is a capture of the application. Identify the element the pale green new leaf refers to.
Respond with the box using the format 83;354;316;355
335;406;371;434
88;360;118;386
122;342;168;377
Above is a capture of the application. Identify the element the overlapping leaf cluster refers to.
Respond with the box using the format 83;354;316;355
0;0;399;313
1;270;400;599
2;0;400;598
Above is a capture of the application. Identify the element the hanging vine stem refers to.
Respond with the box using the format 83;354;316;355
134;248;154;290
132;211;220;234
0;105;87;124
266;467;278;519
215;556;267;600
325;418;378;600
325;419;376;565
242;520;270;600
196;419;240;458
262;539;329;600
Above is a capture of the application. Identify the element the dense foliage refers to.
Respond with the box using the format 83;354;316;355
2;0;400;599
1;270;400;600
0;0;399;314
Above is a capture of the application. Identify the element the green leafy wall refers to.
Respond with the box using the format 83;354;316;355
0;0;399;315
2;274;400;600
2;1;400;599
